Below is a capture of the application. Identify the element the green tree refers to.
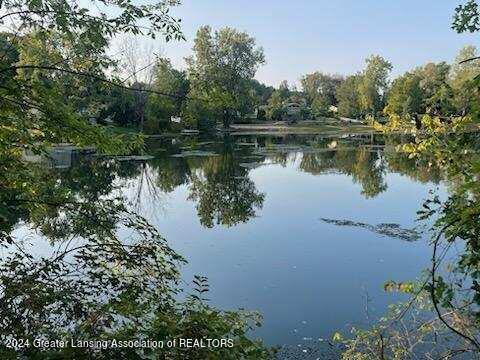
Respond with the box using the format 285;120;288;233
265;90;287;120
385;62;455;128
249;79;274;106
385;72;423;118
450;45;480;115
301;72;344;116
453;0;480;34
100;87;137;126
145;58;189;133
358;55;392;116
337;74;362;118
419;62;454;116
311;95;332;117
185;26;265;129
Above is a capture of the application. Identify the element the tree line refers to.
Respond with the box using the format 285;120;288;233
102;38;480;132
3;23;477;134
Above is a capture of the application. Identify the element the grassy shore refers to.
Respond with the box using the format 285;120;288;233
229;118;374;135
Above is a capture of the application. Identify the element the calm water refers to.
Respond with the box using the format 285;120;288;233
116;133;442;349
23;132;444;355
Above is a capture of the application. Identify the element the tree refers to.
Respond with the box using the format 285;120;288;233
145;58;189;133
452;4;480;119
385;72;424;118
99;87;137;126
301;72;344;116
249;79;274;106
419;62;454;116
385;62;455;128
0;0;183;159
453;0;480;34
311;95;332;117
250;79;274;104
337;74;362;118
450;45;480;115
278;80;291;96
265;89;287;120
185;26;265;128
336;55;392;119
358;55;392;116
117;37;159;131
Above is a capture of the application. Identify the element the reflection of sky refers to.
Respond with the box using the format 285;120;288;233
7;145;450;349
149;159;446;346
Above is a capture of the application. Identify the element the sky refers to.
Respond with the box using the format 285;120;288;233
141;0;479;87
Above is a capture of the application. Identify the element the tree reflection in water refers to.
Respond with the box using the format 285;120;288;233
187;139;265;228
0;155;271;359
1;132;461;358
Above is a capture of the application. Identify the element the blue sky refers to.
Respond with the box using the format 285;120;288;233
158;0;478;87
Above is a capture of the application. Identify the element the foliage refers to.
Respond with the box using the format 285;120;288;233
301;72;344;117
336;55;392;119
145;58;189;133
265;89;288;121
453;0;480;33
337;74;363;118
383;47;480;130
264;81;310;122
419;62;455;116
384;62;456;129
311;95;333;117
357;55;392;116
100;87;138;127
384;72;423;119
450;45;480;115
0;0;272;358
185;26;265;128
0;0;183;156
339;286;473;360
249;79;274;107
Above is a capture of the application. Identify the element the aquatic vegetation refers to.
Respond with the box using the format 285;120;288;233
320;218;421;242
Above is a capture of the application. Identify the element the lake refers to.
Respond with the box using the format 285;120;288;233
16;132;445;358
104;132;442;355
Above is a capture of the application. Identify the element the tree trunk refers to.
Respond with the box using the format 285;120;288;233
223;108;230;129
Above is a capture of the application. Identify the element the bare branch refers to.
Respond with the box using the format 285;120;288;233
430;229;480;350
459;56;480;64
0;64;190;100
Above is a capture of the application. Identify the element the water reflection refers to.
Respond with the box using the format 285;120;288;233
187;141;265;228
15;132;448;239
19;133;445;237
140;134;443;218
299;148;387;198
6;132;450;356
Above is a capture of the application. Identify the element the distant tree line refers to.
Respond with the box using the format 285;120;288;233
2;22;477;135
